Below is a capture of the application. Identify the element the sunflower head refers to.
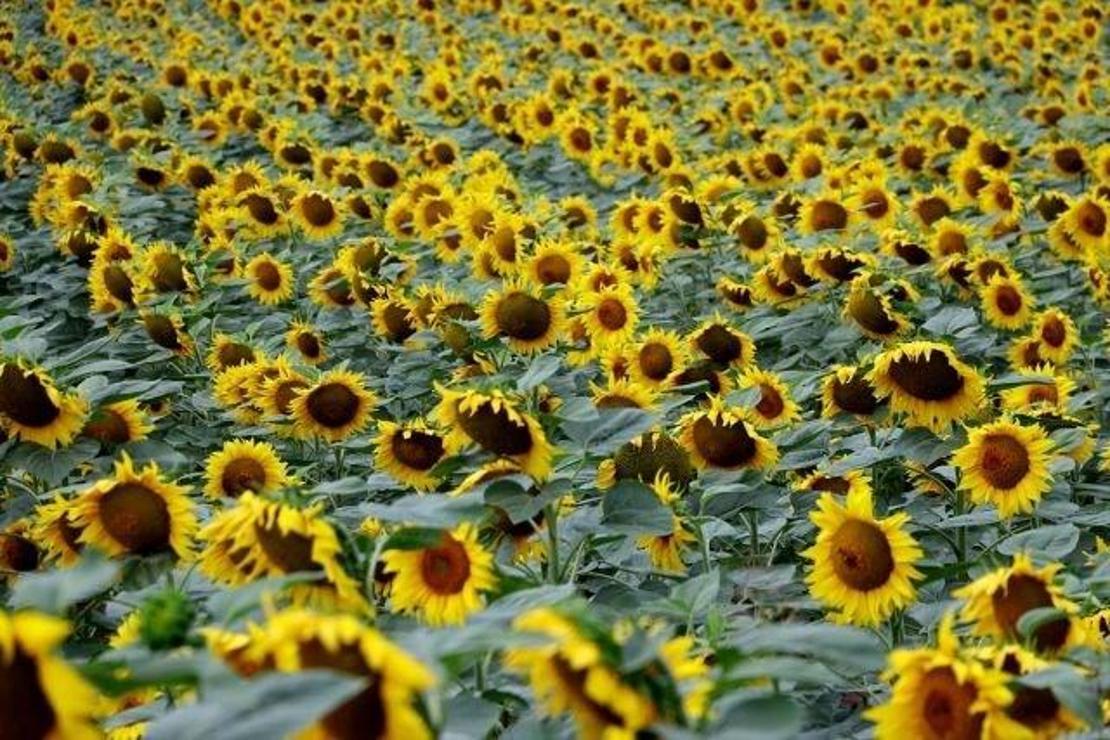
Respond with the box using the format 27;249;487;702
688;315;754;368
479;279;564;354
0;360;88;449
676;397;779;471
374;419;447;492
290;369;377;443
204;439;290;499
435;386;554;480
953;419;1054;519
869;341;985;432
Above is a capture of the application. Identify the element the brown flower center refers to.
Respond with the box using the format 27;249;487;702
809;200;848;231
253;261;282;291
243;193;279;225
809;476;850;494
831;372;882;415
273;379;308;415
993;286;1023;316
421;535;471;595
217;342;255;369
456;402;534;456
696;325;745;365
638;343;673;380
495;293;552;341
99;482;171;554
755;384;784;419
919;667;983;740
391;430;444;471
83;408;131;444
299;194;336;227
596;297;628;331
0;533;39;571
103;265;134;305
735;215;768;250
915;196;951;226
297;639;387;740
991;574;1069;651
221;457;267;496
254;522;320;573
691;416;758;468
887;350;964;401
830;518;894;591
1039;316;1066;347
0;365;60;428
296;332;321;359
0;646;58;739
849;289;901;335
1076;201;1106;237
534;254;571;285
305;383;361;429
151;252;188;292
144;314;184;351
977;433;1030;489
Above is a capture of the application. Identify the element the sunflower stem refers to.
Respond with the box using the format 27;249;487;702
954;488;968;572
747;510;759;557
545;502;561;583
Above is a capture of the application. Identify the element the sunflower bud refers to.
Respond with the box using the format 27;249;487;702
139;588;195;650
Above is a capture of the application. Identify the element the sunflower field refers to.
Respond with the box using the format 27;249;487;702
1;0;1109;737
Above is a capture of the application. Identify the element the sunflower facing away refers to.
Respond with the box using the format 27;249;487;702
435;386;554;480
952;418;1054;519
381;523;496;626
290;369;377;442
204;438;290;498
374;419;447;492
0;610;103;740
803;485;922;626
597;430;696;491
0;360;89;449
867;614;1034;740
869;341;986;432
71;453;196;558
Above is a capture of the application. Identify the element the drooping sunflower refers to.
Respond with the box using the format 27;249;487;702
285;319;326;365
688;315;755;369
435;386;554;480
31;496;85;565
803;485;922;626
204;439;290;499
81;399;152;445
504;608;658;739
579;283;639;350
952;419;1054;519
0;234;14;272
737;367;800;428
822;364;886;419
479;279;565;354
1000;368;1075;414
370;291;418;344
597;430;696;491
866;614;1033;740
636;473;695;573
290;369;377;443
242;610;435;740
381;523;496;627
953;554;1081;654
291;189;344;240
980;274;1034;330
198;492;367;611
1031;308;1079;364
244;252;294;305
0;610;103;739
141;311;193;356
0;361;88;448
206;333;258;374
792;469;872;499
869;341;985;432
843;274;909;341
676;396;778;472
628;329;687;388
716;276;754;312
71;453;196;558
374;419;447;492
981;644;1087;737
591;377;658;411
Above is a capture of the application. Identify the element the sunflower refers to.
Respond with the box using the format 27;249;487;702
981;645;1087;737
88;254;136;313
952;419;1054;519
636;472;695;572
504;608;658;739
136;242;193;296
291;189;343;240
803;485;922;626
206;333;258;373
688;315;755;369
0;360;88;449
728;205;779;262
869;341;985;432
591;377;658;411
980;274;1033;331
1061;195;1107;252
953;554;1080;654
370;291;417;343
716;276;754;311
204;439;290;499
866;614;1032;740
822;364;885;419
81;399;152;445
0;610;103;739
1000;368;1074;414
479;279;565;354
374;419;447;491
0;234;14;271
285;319;326;365
527;239;584;289
738;367;800;428
71;453;196;558
198;492;366;611
843;274;909;341
435;386;554;480
242;610;435;740
381;523;496;626
31;496;85;565
579;283;638;350
792;469;872;499
676;396;778;471
798;189;853;234
1031;308;1079;364
806;246;875;284
244;252;294;305
597;430;696;490
290;369;377;442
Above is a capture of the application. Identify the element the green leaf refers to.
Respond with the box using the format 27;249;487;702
516;353;562;392
729;621;886;674
10;552;120;614
1016;607;1068;641
601;480;673;536
715;694;803;739
361;491;488;528
998;524;1079;560
383;527;451;550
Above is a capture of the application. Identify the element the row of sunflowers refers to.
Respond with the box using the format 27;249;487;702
0;0;1108;737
